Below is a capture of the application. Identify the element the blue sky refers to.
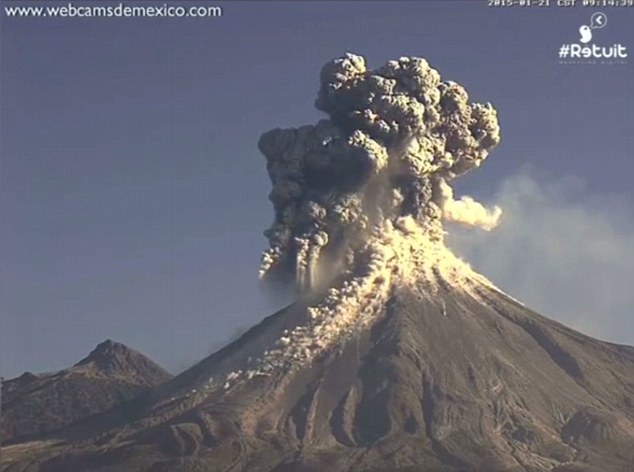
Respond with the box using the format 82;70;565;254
2;1;633;377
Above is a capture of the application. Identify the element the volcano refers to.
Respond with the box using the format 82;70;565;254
1;54;633;472
2;270;633;472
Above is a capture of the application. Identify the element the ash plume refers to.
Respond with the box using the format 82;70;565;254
258;53;501;293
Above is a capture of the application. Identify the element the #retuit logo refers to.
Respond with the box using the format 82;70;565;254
558;12;628;65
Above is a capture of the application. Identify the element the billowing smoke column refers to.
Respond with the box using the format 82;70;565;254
258;53;501;293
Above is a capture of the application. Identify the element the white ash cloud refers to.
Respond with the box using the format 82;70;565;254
448;170;634;345
437;178;502;231
258;53;502;292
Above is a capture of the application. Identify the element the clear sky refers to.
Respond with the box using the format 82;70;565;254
2;1;633;378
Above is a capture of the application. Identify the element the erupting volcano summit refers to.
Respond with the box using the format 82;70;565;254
2;54;633;472
259;53;501;293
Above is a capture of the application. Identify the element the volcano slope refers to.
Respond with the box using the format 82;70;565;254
2;54;633;472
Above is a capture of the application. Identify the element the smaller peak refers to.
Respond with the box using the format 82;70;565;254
75;339;132;368
93;339;127;352
16;371;39;382
71;341;170;383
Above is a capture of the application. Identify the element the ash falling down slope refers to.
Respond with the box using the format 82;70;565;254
2;54;633;472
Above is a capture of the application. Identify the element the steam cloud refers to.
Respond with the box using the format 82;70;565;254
258;53;502;292
437;179;502;231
